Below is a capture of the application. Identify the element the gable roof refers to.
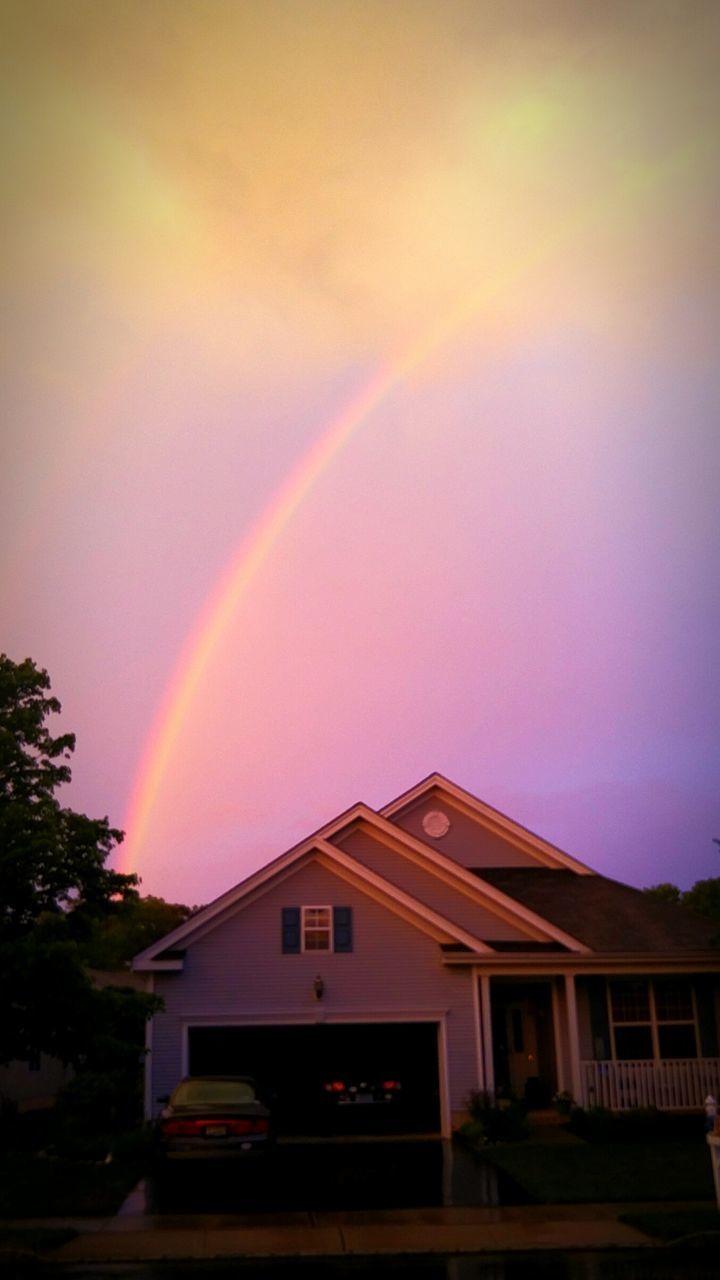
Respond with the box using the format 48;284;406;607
477;868;719;954
135;774;714;970
325;804;588;952
133;787;592;969
381;772;594;874
133;837;503;969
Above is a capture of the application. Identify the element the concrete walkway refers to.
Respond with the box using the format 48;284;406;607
4;1123;716;1264
6;1201;703;1263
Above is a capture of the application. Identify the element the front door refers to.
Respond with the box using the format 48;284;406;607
491;981;556;1106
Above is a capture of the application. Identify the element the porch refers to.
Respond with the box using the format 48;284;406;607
475;971;720;1114
581;1057;720;1111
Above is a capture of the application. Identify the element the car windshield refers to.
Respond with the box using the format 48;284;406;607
172;1079;257;1106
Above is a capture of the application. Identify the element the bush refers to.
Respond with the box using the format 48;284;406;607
53;1069;143;1158
110;1124;155;1163
460;1089;529;1143
567;1105;699;1143
0;1103;55;1154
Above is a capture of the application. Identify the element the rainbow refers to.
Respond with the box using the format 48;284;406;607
120;135;704;876
121;358;401;870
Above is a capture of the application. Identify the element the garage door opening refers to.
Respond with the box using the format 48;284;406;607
188;1022;441;1136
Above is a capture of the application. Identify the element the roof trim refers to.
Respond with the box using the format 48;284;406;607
327;806;589;953
132;834;496;968
132;774;592;969
311;839;494;952
380;772;594;875
444;952;720;974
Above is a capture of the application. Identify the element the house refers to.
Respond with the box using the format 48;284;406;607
133;773;720;1135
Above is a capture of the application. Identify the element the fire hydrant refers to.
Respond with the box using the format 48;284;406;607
704;1096;720;1209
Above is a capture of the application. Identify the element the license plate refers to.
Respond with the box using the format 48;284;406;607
355;1093;374;1104
204;1125;228;1137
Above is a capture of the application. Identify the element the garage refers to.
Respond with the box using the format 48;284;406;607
187;1021;442;1135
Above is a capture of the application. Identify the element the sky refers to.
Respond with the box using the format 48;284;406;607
2;0;719;907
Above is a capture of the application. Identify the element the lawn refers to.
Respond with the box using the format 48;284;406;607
477;1140;716;1203
620;1208;720;1243
0;1153;141;1218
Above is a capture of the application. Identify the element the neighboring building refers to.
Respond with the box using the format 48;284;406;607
0;1055;73;1114
0;970;146;1114
133;774;720;1135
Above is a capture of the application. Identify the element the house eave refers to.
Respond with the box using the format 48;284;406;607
328;810;589;953
132;957;185;972
444;950;720;975
380;771;594;875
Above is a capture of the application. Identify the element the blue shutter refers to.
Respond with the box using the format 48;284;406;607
281;907;300;953
333;906;353;953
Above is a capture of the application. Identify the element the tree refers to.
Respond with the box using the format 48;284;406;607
644;872;720;946
643;882;682;907
0;655;135;938
82;893;195;970
682;878;720;928
0;654;157;1069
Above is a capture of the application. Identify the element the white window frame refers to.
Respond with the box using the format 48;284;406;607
301;905;333;953
607;978;698;1061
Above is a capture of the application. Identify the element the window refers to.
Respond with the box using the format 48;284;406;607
608;980;697;1061
302;906;332;952
281;906;353;954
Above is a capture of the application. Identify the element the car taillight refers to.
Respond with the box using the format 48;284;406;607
161;1119;206;1136
160;1117;269;1136
382;1081;401;1091
324;1081;346;1092
240;1118;269;1134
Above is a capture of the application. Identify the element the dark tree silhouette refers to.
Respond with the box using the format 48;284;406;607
0;654;158;1069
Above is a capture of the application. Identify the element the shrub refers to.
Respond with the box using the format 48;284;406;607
53;1069;143;1158
566;1105;697;1143
461;1089;529;1143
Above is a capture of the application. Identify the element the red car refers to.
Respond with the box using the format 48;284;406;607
155;1076;273;1161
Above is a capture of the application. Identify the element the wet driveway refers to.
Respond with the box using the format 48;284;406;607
148;1138;528;1214
49;1251;720;1280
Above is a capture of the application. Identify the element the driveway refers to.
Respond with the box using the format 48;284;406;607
148;1138;527;1214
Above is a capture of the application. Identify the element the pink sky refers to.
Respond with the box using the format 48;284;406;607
2;1;719;905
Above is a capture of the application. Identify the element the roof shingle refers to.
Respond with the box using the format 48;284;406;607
474;868;718;953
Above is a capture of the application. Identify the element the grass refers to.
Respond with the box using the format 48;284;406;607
0;1152;141;1218
475;1140;716;1204
620;1208;720;1244
0;1226;77;1253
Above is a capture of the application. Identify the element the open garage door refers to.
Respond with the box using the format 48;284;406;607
188;1022;441;1136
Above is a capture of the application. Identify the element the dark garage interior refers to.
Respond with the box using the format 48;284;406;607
188;1021;441;1135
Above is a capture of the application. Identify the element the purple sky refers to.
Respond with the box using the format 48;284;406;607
2;1;719;905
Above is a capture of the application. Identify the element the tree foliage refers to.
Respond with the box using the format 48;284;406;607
82;894;195;970
0;655;159;1069
643;882;682;907
0;655;135;938
682;878;720;924
645;873;720;945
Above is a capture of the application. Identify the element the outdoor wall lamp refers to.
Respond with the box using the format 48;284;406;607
313;975;325;1001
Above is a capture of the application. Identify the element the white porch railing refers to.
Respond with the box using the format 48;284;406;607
581;1059;720;1111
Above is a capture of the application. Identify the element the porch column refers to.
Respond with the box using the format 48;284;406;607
479;973;495;1096
564;972;582;1104
551;978;566;1095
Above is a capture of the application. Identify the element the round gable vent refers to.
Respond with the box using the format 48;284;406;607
422;809;451;839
